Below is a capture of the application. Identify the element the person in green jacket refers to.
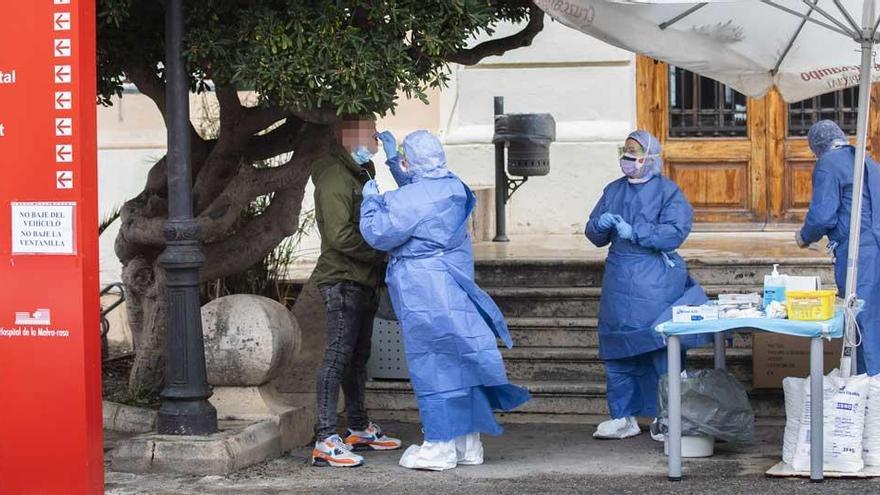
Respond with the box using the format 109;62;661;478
310;116;402;468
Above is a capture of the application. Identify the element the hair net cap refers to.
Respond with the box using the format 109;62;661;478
627;130;664;179
403;130;449;181
808;120;849;158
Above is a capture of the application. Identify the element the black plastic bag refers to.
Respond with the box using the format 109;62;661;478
659;368;754;443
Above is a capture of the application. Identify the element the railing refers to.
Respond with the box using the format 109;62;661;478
669;66;748;137
788;87;858;136
100;282;125;362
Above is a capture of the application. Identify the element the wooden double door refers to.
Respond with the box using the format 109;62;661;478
636;56;880;228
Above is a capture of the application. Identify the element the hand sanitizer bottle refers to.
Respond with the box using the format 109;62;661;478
763;264;786;308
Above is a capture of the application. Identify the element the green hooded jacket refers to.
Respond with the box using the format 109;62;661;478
311;146;386;288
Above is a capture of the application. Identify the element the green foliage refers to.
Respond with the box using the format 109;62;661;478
98;205;122;236
97;1;530;115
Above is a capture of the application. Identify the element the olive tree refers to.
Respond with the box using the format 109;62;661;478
98;0;545;393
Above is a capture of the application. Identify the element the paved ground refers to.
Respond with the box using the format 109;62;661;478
105;421;880;494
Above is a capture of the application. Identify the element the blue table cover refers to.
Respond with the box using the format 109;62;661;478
655;308;848;339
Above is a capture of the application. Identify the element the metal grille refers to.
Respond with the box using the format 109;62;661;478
366;318;410;380
668;66;748;137
788;88;858;136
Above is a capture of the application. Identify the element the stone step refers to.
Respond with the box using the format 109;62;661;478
507;317;753;349
688;259;835;288
475;258;834;289
490;287;602;318
364;379;786;421
508;317;599;348
501;347;754;383
490;285;768;318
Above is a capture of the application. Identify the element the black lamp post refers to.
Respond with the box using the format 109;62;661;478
156;0;218;436
492;96;556;242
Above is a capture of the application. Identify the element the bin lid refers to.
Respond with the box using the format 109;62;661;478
493;113;556;144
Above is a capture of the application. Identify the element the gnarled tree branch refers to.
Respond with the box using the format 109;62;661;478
215;83;246;147
292;108;338;125
195;124;330;243
445;5;545;65
126;65;167;120
126;65;210;150
115;192;168;260
201;180;310;282
244;118;305;163
239;106;291;137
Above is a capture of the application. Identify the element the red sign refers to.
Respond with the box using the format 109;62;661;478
0;1;103;494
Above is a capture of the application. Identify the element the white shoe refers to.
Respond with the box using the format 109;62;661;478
593;417;641;439
345;422;402;451
650;418;665;442
399;440;457;471
455;433;484;465
311;435;364;467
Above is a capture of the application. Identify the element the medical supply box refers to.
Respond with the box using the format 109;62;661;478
785;275;821;292
753;333;842;388
672;305;720;323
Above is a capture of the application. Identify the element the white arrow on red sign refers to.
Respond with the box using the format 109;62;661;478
54;12;71;31
54;39;71;57
55;91;72;110
54;65;71;84
54;0;71;4
55;118;72;137
56;171;73;190
55;144;73;163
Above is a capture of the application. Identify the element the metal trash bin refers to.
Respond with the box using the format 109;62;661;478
493;113;556;177
367;318;410;380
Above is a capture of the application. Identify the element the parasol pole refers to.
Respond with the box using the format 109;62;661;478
840;0;875;377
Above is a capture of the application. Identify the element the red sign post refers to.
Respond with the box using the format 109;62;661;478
0;1;103;493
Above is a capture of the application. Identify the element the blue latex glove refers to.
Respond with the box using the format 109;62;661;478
597;212;618;231
376;131;398;160
615;219;634;240
363;180;379;198
376;130;411;187
795;230;809;249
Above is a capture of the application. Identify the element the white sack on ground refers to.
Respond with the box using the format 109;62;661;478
792;372;868;473
782;377;806;465
863;376;880;466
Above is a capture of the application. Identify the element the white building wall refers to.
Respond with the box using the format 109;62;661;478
440;20;636;235
97;91;167;283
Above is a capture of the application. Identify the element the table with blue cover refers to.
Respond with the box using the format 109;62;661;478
655;309;849;483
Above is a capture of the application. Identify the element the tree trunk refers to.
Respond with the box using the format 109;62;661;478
114;93;330;395
122;255;167;394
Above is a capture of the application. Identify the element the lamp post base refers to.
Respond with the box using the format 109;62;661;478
158;399;218;436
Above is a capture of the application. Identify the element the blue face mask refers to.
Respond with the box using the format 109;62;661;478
351;145;374;166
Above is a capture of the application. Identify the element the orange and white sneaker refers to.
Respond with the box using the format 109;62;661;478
344;422;402;451
311;434;364;468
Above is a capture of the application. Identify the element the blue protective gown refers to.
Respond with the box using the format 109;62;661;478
360;173;531;441
800;146;880;375
586;175;711;418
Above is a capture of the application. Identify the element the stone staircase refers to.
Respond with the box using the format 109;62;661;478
365;256;834;424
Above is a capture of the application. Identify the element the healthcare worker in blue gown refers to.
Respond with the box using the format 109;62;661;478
585;130;711;440
797;120;880;375
359;130;531;471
